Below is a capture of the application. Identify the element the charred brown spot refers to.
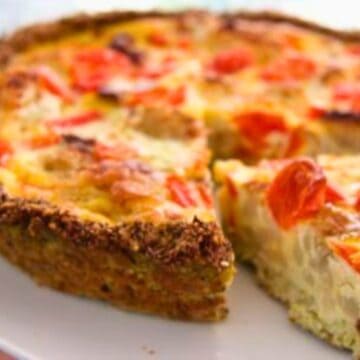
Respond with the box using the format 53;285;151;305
6;71;35;88
357;319;360;333
0;70;37;108
109;32;133;50
109;32;144;65
100;283;111;293
62;134;96;153
220;16;237;31
321;110;360;122
97;86;120;101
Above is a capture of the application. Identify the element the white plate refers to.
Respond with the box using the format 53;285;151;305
0;257;348;360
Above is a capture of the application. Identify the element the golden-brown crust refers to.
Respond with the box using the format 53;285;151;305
0;189;232;270
226;10;360;39
1;9;360;68
0;208;231;321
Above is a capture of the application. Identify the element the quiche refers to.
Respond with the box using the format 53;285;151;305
215;156;360;355
0;8;360;348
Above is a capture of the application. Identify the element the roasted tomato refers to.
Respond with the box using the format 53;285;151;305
147;32;170;47
325;183;345;204
235;111;288;148
196;182;213;208
27;131;61;149
354;192;360;212
70;48;133;91
234;111;301;156
89;159;158;202
311;84;360;117
0;140;13;166
284;127;304;157
333;83;360;112
92;142;138;162
329;239;360;273
146;31;191;51
347;44;360;56
307;106;326;119
125;86;186;107
33;65;75;103
166;174;197;207
166;175;212;208
208;47;253;75
261;54;316;83
47;111;102;128
266;158;327;229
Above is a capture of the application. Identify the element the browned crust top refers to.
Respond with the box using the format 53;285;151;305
1;9;360;67
0;190;232;269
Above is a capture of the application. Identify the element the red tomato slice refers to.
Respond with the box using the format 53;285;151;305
225;176;238;198
27;132;61;149
307;106;325;119
333;83;360;112
262;54;316;83
167;86;186;106
333;83;360;100
347;44;360;56
125;87;166;106
0;140;13;166
147;32;170;47
196;182;213;208
325;183;345;204
70;49;133;91
177;38;192;50
208;47;253;74
284;127;304;157
354;192;360;212
93;142;138;162
266;158;327;229
234;111;289;152
47;111;102;128
33;66;75;103
328;239;360;273
126;86;186;107
166;175;197;208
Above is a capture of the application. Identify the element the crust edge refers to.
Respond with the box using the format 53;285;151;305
0;190;233;270
1;9;360;67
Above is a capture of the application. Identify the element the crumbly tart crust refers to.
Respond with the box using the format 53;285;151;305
0;191;233;320
2;9;360;62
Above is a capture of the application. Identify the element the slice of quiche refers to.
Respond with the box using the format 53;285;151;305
215;155;360;353
0;98;234;320
0;13;237;321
